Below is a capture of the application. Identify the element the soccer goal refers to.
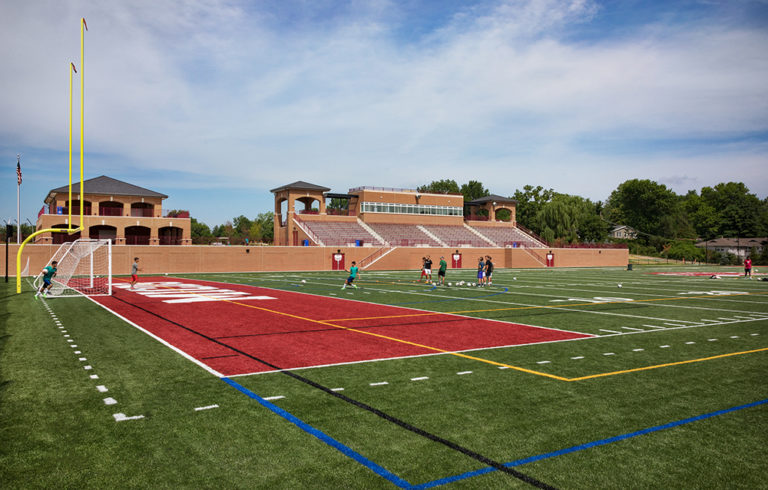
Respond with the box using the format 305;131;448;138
33;238;112;297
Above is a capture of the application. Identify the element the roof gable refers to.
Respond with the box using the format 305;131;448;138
47;175;167;201
466;194;517;205
270;181;331;193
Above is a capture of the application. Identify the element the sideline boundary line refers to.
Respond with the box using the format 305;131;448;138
568;346;768;381
104;292;555;489
146;276;767;382
415;397;768;488
123;277;578;381
222;377;411;488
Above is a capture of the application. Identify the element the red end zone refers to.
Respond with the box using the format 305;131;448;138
92;277;592;376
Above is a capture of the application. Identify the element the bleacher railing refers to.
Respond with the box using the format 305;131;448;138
293;215;321;246
514;223;549;247
359;246;393;269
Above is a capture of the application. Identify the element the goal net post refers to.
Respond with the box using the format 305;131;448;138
33;238;112;297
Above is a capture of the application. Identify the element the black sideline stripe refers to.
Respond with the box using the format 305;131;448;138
214;316;469;339
112;295;556;489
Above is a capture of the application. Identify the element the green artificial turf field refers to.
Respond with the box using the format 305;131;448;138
2;265;766;488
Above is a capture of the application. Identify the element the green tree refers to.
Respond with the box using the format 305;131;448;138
254;212;274;243
190;218;213;244
700;182;764;238
417;179;460;194
460;180;489;202
604;179;679;239
535;199;576;244
665;240;704;262
533;194;608;244
512;185;555;232
232;215;253;240
327;198;349;214
495;208;511;221
212;221;234;242
683;190;721;240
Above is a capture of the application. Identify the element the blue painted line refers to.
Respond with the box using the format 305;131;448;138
222;377;412;488
392;288;508;306
413;397;768;489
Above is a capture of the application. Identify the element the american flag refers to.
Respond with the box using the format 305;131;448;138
16;161;22;185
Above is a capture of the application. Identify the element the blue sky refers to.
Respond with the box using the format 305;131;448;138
2;0;767;228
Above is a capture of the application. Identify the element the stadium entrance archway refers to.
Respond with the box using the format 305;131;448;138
89;225;117;243
159;226;183;245
52;224;80;244
125;225;151;245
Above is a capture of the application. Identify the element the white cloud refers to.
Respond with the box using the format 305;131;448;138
1;0;767;225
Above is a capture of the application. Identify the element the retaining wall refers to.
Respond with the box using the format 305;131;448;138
1;244;628;277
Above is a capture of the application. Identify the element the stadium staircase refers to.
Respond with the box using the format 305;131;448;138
417;225;447;247
521;248;548;266
293;217;323;246
367;223;441;247
463;224;498;247
420;224;491;247
359;246;396;270
469;225;547;249
357;219;387;246
296;218;383;247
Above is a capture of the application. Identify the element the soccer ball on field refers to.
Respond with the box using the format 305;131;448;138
448;282;452;286
301;279;306;283
617;284;622;288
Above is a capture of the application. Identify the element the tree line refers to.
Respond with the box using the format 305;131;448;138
191;212;274;245
418;178;768;264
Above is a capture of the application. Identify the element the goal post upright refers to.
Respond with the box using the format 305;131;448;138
107;239;112;295
79;18;87;231
15;18;87;294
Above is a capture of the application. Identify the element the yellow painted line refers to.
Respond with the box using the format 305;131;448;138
567;347;768;381
448;291;768;316
326;291;768;323
119;278;566;380
223;299;570;381
118;278;767;383
326;312;442;322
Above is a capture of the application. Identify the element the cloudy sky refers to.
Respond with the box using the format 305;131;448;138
2;0;767;227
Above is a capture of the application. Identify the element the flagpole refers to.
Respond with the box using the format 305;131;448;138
16;154;20;245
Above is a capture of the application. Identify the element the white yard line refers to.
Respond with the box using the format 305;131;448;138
86;296;225;378
194;404;219;411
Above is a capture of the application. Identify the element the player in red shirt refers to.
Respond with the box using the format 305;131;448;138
744;257;752;279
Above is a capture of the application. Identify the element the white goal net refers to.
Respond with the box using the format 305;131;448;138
33;238;112;297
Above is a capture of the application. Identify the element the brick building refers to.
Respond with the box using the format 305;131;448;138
35;175;191;245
